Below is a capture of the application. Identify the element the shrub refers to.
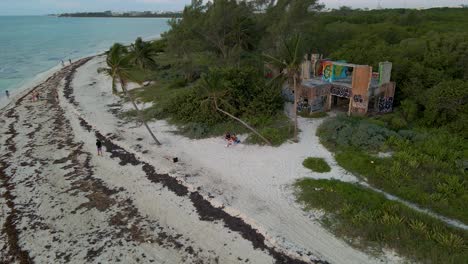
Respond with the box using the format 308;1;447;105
318;114;398;152
422;80;468;135
388;114;408;130
302;157;331;173
165;67;284;127
168;77;188;89
400;99;419;122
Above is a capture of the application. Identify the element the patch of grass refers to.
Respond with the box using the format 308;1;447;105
302;157;331;173
334;149;381;180
299;111;328;119
294;178;468;264
318;116;468;223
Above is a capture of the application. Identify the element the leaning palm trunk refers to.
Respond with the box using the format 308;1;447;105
293;76;298;142
121;80;162;146
214;97;271;146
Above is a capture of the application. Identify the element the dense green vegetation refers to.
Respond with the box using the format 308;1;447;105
102;2;468;260
306;7;468;137
318;114;468;223
302;157;331;173
294;178;468;264
117;2;468;144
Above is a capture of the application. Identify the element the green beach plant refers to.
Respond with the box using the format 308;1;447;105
302;157;331;173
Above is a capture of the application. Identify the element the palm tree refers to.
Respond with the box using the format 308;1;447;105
129;37;157;70
98;43;128;94
264;34;304;142
98;43;162;146
200;73;272;146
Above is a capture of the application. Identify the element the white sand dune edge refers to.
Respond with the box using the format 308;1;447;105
65;56;406;263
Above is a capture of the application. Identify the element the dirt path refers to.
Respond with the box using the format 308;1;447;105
0;59;324;263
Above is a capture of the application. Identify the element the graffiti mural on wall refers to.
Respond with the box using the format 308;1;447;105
332;63;348;81
282;88;295;102
378;97;394;113
310;96;326;112
330;86;351;98
297;97;311;113
353;95;363;103
322;61;333;82
352;94;367;108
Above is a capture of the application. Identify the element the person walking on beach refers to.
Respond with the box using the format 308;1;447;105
96;139;103;156
5;90;9;99
61;60;65;67
69;59;72;65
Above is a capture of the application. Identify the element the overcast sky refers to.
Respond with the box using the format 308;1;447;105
0;0;466;15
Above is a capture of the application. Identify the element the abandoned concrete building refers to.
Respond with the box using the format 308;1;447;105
283;54;396;115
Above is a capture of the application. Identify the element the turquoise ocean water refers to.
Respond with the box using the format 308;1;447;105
0;16;170;99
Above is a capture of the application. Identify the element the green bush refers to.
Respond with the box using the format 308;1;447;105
419;80;468;138
317;114;398;152
164;67;284;125
302;157;331;173
168;77;188;89
294;178;468;264
389;114;408;130
400;99;419;122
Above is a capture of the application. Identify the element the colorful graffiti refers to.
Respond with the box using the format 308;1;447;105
378;97;394;113
297;97;311;113
332;62;348;81
282;88;295;102
322;61;349;82
322;61;333;82
310;96;326;112
353;95;363;103
330;86;351;98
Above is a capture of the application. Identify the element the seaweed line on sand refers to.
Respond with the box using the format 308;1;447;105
63;57;329;264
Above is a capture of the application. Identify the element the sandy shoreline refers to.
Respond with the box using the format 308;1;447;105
0;56;404;263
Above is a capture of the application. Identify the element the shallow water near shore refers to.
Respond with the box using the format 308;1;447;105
0;16;170;102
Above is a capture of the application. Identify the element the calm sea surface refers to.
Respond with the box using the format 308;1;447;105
0;16;170;98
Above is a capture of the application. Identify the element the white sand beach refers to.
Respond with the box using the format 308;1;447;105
0;56;404;263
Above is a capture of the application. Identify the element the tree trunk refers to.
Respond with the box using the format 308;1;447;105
214;98;271;146
293;76;298;142
121;82;162;146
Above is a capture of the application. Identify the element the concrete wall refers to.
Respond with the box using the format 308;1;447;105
350;65;372;115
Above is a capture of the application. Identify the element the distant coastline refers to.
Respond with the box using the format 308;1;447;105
52;11;182;18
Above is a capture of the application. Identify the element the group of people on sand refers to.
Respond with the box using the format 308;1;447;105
224;132;241;147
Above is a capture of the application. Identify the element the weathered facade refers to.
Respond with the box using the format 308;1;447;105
286;55;396;115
